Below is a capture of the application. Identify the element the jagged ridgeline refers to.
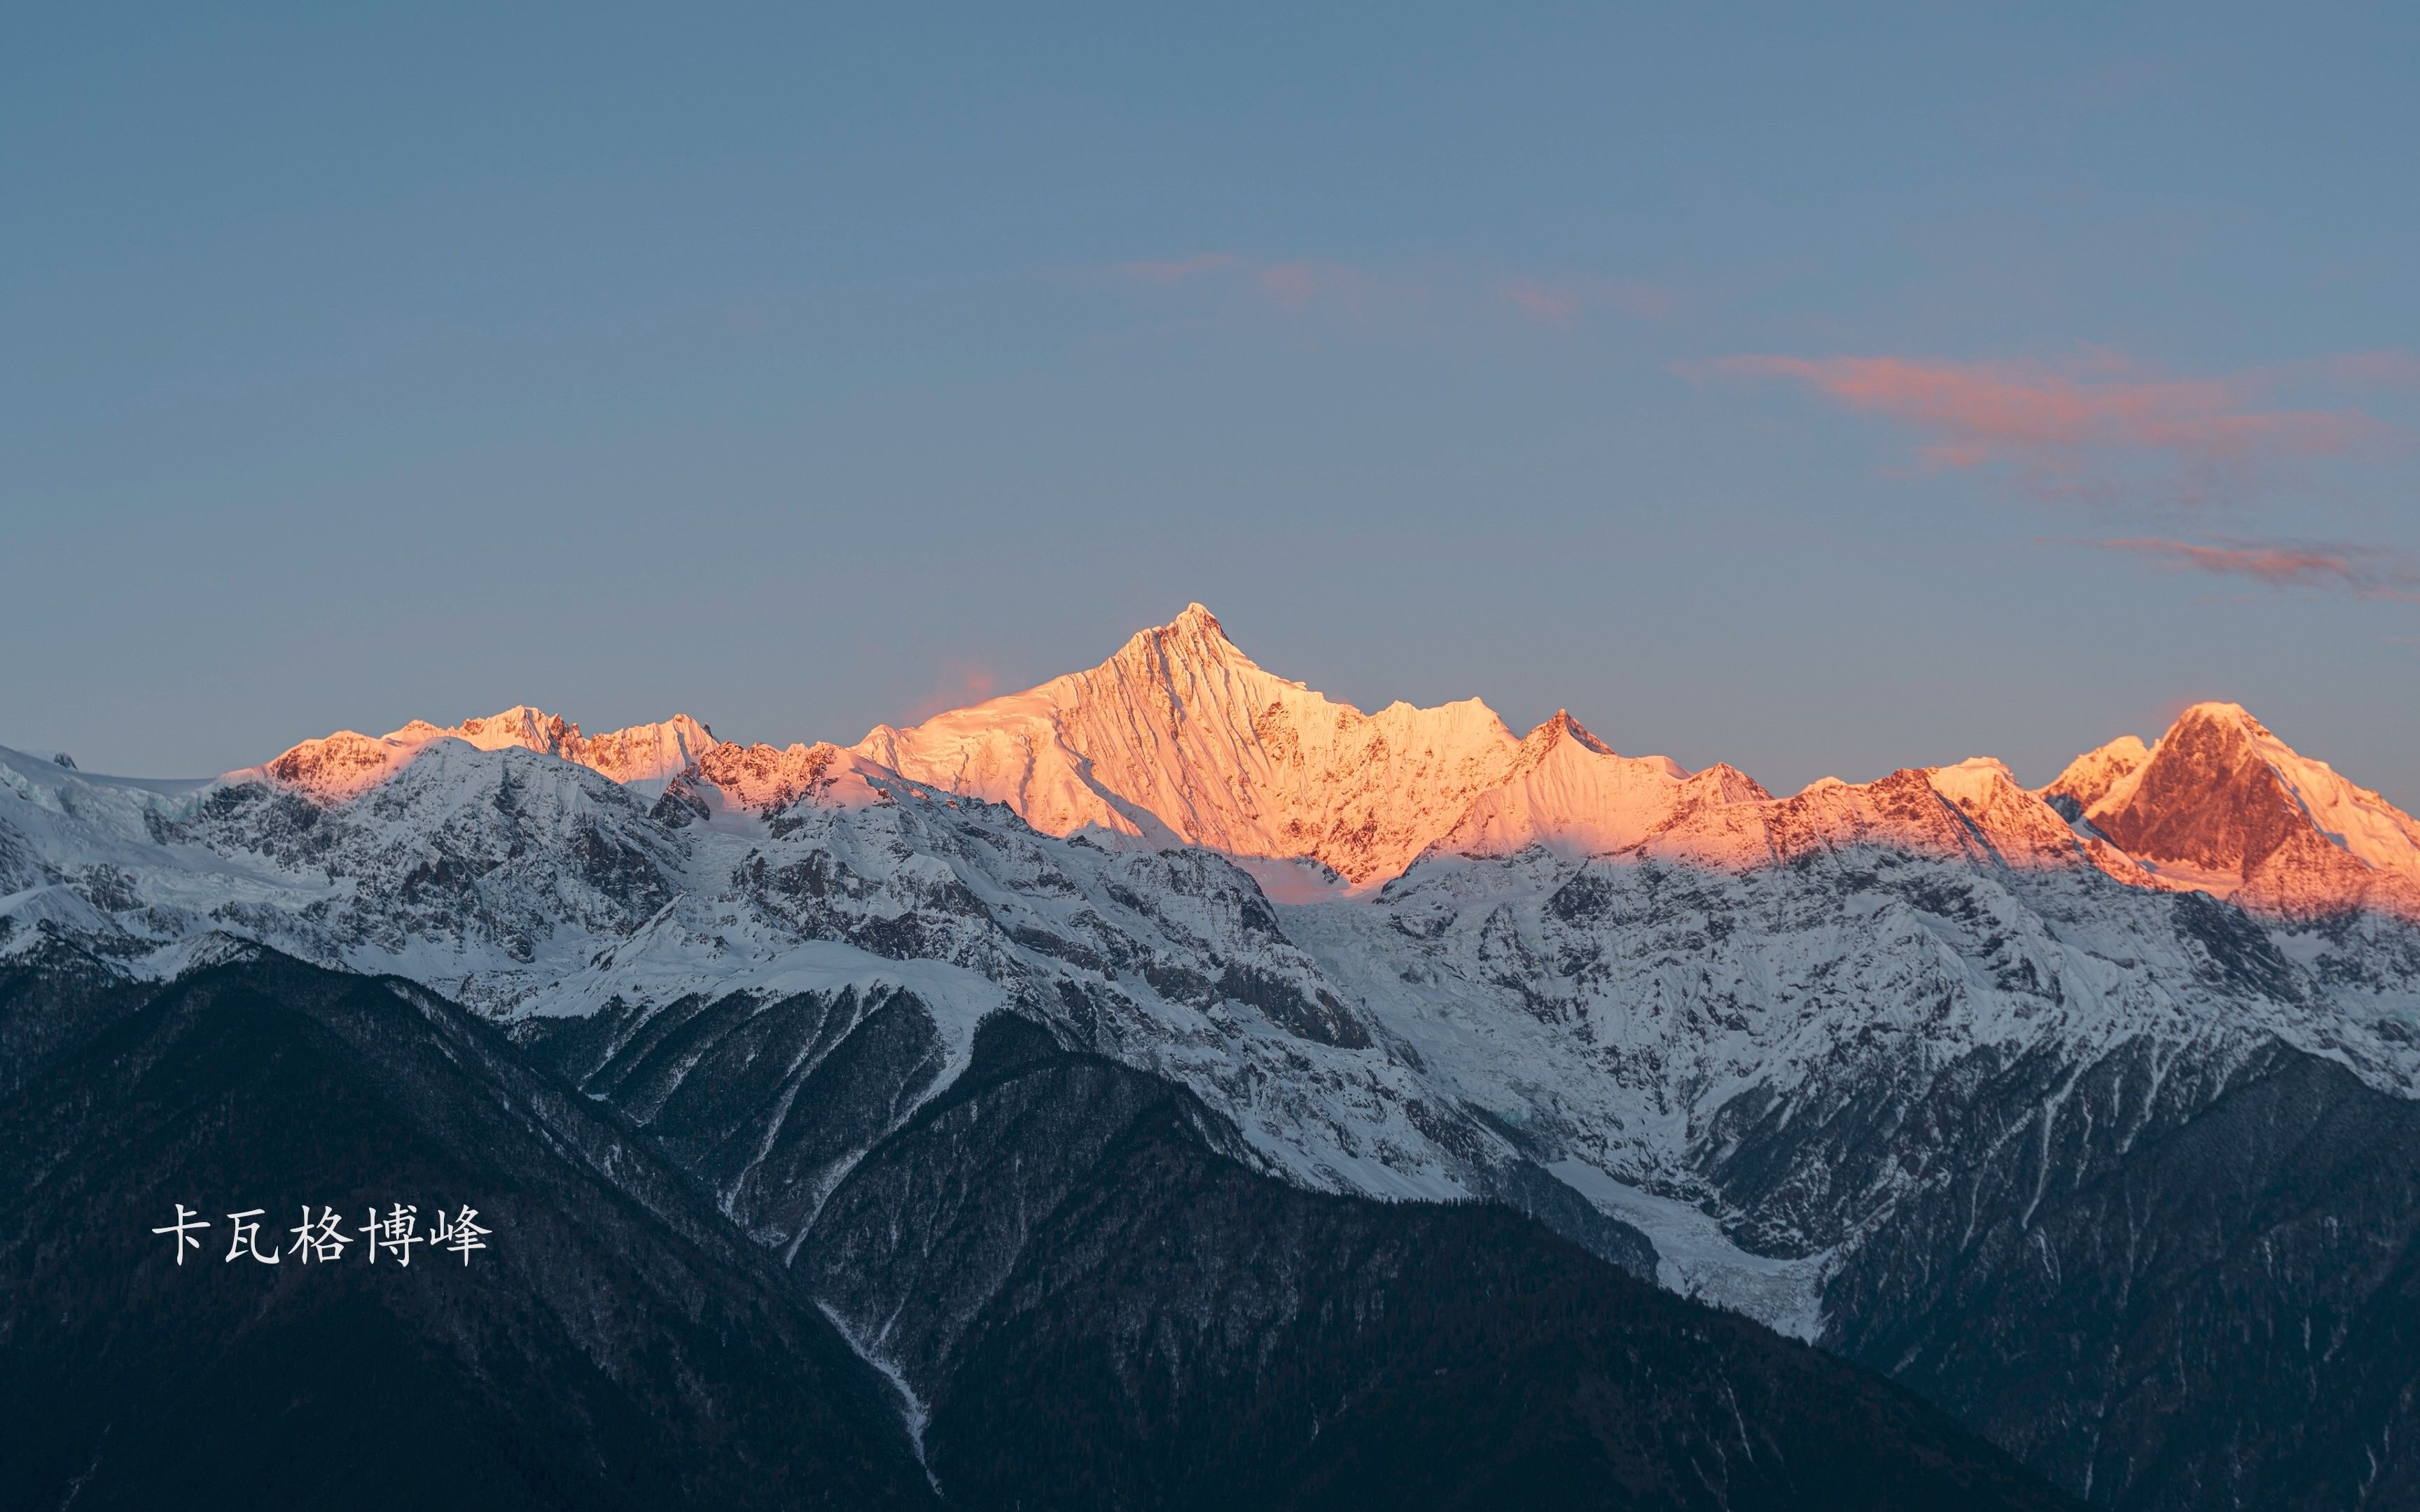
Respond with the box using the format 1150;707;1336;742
5;603;2420;1510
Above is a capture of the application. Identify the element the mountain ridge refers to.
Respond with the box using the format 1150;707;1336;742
8;608;2420;1508
147;605;2420;923
247;707;718;802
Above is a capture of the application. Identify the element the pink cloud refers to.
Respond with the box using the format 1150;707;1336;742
2318;349;2420;386
1700;355;2377;464
1109;253;1371;315
1115;252;1240;285
2087;536;2420;600
903;662;1003;724
1115;254;1676;333
1502;276;1674;328
1686;351;2409;503
1258;262;1321;308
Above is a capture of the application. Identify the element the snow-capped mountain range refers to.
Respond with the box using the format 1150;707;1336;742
8;603;2420;1510
253;704;718;800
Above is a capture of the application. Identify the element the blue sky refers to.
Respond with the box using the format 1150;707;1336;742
5;4;2415;799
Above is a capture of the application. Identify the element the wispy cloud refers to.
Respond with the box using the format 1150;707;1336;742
1111;252;1384;319
1111;253;1668;333
1253;260;1366;312
1685;351;2411;505
1114;252;1240;285
1501;276;1675;328
902;661;1003;724
2085;536;2420;600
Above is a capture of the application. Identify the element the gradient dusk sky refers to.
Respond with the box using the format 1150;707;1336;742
6;5;2416;801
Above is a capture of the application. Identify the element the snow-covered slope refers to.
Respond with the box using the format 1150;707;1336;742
1422;710;1769;862
8;610;2420;1322
2042;734;2151;816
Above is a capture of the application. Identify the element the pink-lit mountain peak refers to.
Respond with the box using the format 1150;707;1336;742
257;706;719;802
1432;710;1709;862
852;603;1527;884
224;608;2420;923
2074;701;2420;916
2043;734;2153;816
844;607;2162;891
1517;709;1621;761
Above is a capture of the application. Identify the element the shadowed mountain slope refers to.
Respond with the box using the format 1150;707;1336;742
0;945;938;1511
802;1014;2085;1512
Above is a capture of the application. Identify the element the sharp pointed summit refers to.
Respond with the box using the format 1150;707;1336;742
2073;701;2420;916
851;604;1521;883
1427;713;1705;862
1522;709;1619;759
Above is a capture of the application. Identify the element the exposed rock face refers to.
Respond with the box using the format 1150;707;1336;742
2080;703;2420;918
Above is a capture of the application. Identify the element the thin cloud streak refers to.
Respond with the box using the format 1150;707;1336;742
1111;251;1385;319
1697;354;2381;465
1113;253;1669;332
1255;260;1365;312
2085;536;2420;600
1115;253;1239;285
1685;351;2410;505
1501;276;1676;327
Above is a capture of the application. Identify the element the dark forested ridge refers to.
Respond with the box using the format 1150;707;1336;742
2;946;2078;1511
808;1016;2080;1511
0;944;937;1511
1823;1037;2420;1512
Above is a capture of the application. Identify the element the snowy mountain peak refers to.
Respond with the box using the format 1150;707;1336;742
1429;717;1699;862
1518;710;1620;760
2041;733;2153;817
848;610;2397;906
1154;601;1240;655
251;708;720;802
560;713;720;784
1099;600;1271;694
403;704;577;753
675;740;903;816
76;606;2420;927
2078;703;2420;916
257;728;417;803
851;606;1522;885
